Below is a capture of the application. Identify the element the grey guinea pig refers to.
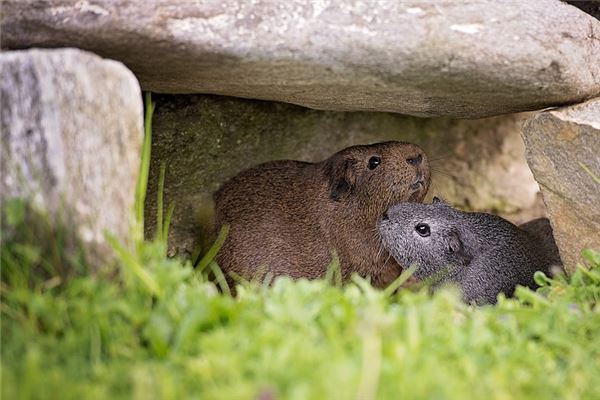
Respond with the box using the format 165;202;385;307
378;197;552;304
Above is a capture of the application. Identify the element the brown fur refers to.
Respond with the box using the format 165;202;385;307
214;141;430;288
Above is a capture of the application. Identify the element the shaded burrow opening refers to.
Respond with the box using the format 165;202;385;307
144;94;547;260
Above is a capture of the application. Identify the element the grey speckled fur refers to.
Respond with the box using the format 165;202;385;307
379;198;555;304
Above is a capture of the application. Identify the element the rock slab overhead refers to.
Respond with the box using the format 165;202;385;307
3;0;600;118
522;98;600;271
1;48;143;269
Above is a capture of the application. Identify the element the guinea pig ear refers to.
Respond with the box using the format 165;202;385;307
447;230;471;265
325;157;357;201
432;197;450;207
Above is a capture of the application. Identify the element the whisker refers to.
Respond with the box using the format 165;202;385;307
430;168;455;179
427;153;454;163
384;251;392;268
377;242;385;262
429;157;447;162
429;180;441;198
371;233;382;243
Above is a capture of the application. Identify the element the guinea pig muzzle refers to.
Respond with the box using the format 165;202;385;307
407;177;427;202
410;180;424;191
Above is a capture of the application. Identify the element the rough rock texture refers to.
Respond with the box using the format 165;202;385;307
522;98;600;271
1;48;143;269
3;0;600;118
566;0;600;20
146;95;540;258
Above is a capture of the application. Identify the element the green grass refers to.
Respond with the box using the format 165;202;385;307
2;93;600;399
2;234;599;399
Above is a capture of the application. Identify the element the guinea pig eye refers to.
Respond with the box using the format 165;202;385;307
415;223;431;237
368;156;381;170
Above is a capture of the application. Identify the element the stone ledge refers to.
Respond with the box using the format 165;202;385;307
3;0;600;118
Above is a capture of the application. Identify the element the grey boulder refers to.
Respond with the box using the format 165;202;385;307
2;0;600;118
522;98;600;271
1;48;143;270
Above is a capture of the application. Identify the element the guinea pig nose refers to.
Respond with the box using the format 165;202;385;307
406;154;422;166
382;211;389;221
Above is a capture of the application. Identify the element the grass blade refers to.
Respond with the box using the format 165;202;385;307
156;162;166;239
106;234;161;297
135;92;155;239
209;261;231;296
195;225;229;272
162;203;175;244
383;265;417;297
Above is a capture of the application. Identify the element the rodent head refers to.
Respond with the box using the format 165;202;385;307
378;198;472;280
323;141;430;213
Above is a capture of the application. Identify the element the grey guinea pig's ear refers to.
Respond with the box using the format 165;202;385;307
325;156;357;201
432;196;450;206
447;230;471;265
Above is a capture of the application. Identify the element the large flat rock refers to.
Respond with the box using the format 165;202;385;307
145;95;541;258
3;0;600;118
566;1;600;20
522;98;600;271
1;48;143;269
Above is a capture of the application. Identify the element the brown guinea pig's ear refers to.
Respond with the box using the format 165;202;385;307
325;157;357;201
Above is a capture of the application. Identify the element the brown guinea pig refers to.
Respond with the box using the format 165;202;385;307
214;141;430;288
